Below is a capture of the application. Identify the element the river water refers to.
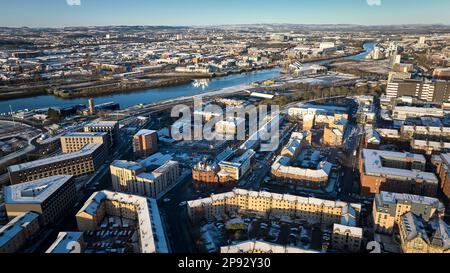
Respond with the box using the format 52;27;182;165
0;42;376;113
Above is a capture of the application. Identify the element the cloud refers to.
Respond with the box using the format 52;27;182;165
66;0;81;6
366;0;382;6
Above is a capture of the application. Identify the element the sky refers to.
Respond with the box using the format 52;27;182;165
1;0;450;27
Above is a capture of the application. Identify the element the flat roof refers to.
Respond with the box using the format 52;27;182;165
84;120;118;127
4;175;74;204
8;144;103;173
221;240;319;253
134;129;157;137
361;149;438;183
62;132;107;138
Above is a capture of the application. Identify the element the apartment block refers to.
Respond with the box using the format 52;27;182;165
398;212;450;253
187;189;362;229
220;241;318;253
60;132;109;153
0;212;40;253
76;190;168;253
372;191;444;235
84;120;119;146
359;149;439;197
8;144;107;185
432;153;450;200
133;129;158;158
4;175;77;226
386;79;450;103
110;153;180;198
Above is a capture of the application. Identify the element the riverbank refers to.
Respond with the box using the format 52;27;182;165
0;65;277;101
54;77;195;99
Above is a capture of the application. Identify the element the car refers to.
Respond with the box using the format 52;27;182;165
163;198;171;203
179;201;187;207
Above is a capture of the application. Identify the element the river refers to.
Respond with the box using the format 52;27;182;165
0;41;376;113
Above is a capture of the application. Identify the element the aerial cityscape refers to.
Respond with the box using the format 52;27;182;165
1;0;450;261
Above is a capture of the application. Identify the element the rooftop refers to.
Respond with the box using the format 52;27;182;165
77;190;168;253
0;212;40;248
4;175;74;204
8;144;103;172
220;240;319;253
361;149;438;183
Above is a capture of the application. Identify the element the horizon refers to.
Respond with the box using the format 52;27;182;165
2;0;450;28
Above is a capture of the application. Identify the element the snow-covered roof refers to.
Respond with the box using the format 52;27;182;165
4;175;74;204
220;240;319;253
76;190;168;253
8;144;103;172
361;149;438;183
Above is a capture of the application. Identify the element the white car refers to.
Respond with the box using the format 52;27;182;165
179;201;187;207
163;198;171;203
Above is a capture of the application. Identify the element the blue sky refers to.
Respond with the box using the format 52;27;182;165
1;0;449;27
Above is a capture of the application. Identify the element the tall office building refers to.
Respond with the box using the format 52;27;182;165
386;79;450;103
133;129;158;158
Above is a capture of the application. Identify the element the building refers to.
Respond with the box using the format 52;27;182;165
432;153;450;200
75;190;168;253
8;144;107;185
217;149;256;181
433;67;450;80
323;127;344;146
110;153;180;198
220;241;319;253
187;189;361;229
4;175;77;226
192;159;235;190
215;117;246;137
392;106;444;121
386;79;450;103
398;212;450;253
46;232;84;253
60;132;109;153
271;132;332;189
373;191;444;235
88;99;95;116
0;212;40;253
332;224;363;253
133;129;158;158
359;149;439;197
84;120;119;146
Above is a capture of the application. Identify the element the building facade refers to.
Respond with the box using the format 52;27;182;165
84;120;119;146
8;144;107;185
386;79;450;103
4;175;77;226
133;129;158;158
60;132;109;153
359;149;439;197
372;191;444;235
0;212;40;253
110;153;180;198
76;190;168;253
